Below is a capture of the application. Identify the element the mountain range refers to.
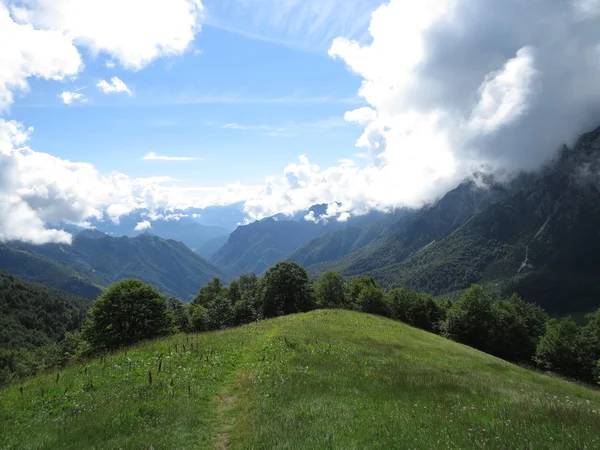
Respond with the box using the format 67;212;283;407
1;127;600;318
0;230;227;301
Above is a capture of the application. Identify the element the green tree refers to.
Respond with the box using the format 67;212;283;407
193;278;224;307
189;304;209;332
441;285;496;352
315;271;347;308
206;292;234;330
534;317;594;382
261;262;315;318
583;309;600;380
167;297;191;332
348;276;378;310
227;280;242;305
357;283;389;317
83;279;173;351
387;289;443;332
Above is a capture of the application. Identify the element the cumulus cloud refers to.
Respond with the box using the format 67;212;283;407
10;0;204;70
96;77;131;95
134;220;151;231
142;152;199;161
0;3;82;113
0;121;257;244
59;90;86;105
245;0;600;220
0;0;208;243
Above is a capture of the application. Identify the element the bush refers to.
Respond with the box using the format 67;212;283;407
83;279;174;351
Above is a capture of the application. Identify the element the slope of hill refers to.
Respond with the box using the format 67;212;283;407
0;271;91;350
0;245;103;300
365;127;600;315
1;310;598;449
5;230;228;301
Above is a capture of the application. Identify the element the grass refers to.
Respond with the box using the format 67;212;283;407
1;310;600;449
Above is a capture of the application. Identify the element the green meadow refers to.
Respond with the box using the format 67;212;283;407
2;310;599;449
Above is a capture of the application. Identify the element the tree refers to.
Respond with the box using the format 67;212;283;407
348;276;378;310
206;292;234;330
227;280;242;305
315;271;347;308
357;283;389;317
441;285;496;352
261;262;315;318
488;295;548;363
582;308;600;381
83;279;173;351
534;317;595;382
193;278;224;307
387;289;443;332
167;297;191;332
189;304;209;332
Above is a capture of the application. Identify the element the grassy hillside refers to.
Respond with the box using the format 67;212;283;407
2;310;599;449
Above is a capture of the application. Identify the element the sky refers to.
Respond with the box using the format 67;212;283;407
1;0;600;244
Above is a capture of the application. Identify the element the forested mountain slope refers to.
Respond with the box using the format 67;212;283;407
366;127;600;315
3;230;227;301
0;271;91;350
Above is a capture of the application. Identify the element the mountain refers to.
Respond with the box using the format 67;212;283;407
90;211;230;252
0;271;91;350
288;210;409;267
0;244;103;300
4;230;228;301
317;126;600;316
186;202;248;231
211;207;390;276
2;310;599;448
195;235;229;259
307;178;514;277
211;217;324;275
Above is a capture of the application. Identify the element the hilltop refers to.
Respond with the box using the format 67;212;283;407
2;310;599;449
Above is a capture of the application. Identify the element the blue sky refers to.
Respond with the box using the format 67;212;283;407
2;0;598;244
10;1;380;187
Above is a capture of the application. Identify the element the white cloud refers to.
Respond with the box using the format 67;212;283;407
245;0;600;219
142;152;199;161
0;3;82;113
105;60;116;69
11;0;204;70
0;120;258;244
59;90;86;105
96;77;131;95
134;220;151;231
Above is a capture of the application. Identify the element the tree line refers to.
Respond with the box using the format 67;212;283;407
2;262;600;386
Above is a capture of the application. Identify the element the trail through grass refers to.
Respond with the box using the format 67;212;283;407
2;310;600;449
